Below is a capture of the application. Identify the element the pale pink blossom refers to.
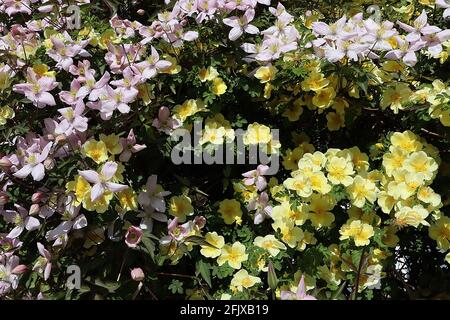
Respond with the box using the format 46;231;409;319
1;205;41;238
223;9;259;41
119;129;147;162
33;243;52;281
280;275;317;300
13;142;53;181
78;162;128;202
125;226;143;248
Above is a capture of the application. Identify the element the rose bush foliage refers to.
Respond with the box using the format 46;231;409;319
0;0;450;300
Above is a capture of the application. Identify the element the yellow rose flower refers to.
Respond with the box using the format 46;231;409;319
168;195;194;222
217;241;248;269
230;269;261;292
200;232;225;258
218;199;242;225
82;140;109;164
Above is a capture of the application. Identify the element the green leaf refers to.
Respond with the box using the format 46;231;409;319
196;260;212;288
141;235;156;261
168;279;184;294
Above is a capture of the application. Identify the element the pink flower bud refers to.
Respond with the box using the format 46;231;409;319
29;204;40;216
125;226;143;248
12;264;27;274
130;267;145;281
44;158;54;170
55;135;67;144
0;191;9;205
32;192;44;203
0;156;12;168
137;9;145;15
194;216;206;229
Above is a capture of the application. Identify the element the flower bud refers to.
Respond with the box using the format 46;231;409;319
0;191;9;205
12;264;27;275
267;261;278;291
0;156;12;168
131;267;145;281
194;216;206;229
55;134;67;144
32;192;44;203
137;9;145;16
29;203;40;216
44;158;55;170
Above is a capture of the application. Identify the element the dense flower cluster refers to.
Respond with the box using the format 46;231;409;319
0;0;449;300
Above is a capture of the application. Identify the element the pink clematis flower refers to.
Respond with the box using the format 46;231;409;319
242;164;269;191
397;10;440;42
0;254;27;296
98;85;138;120
55;104;89;135
3;0;32;16
45;196;87;247
138;175;171;212
119;129;147;162
78;161;128;202
384;36;424;66
132;47;172;80
81;70;111;101
1;205;41;239
13;69;59;108
152;106;181;134
110;67;141;97
59;79;88;106
125;226;143;248
46;34;89;70
13;142;53;181
223;9;259;41
137;206;168;231
437;0;450;19
247;191;272;224
280;275;317;300
33;243;52;281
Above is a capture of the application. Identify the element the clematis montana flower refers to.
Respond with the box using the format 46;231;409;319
138;175;171;212
242;164;269;191
125;226;143;248
0;254;27;297
13;69;59;108
0;204;40;239
223;9;259;41
152;106;181;134
33;243;52;281
13;142;53;181
280;275;317;300
78;161;128;202
247;191;272;224
45;196;87;247
119;129;147;162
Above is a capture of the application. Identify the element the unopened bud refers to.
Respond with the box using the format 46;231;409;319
44;158;55;170
137;9;145;16
131;267;145;281
0;156;12;168
194;216;206;229
12;264;27;274
29;203;40;216
267;261;278;291
32;192;44;203
55;134;67;144
0;191;9;205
